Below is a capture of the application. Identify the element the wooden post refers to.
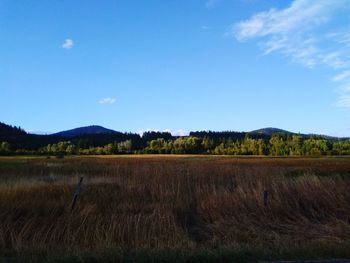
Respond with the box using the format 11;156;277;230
263;190;269;207
71;176;84;211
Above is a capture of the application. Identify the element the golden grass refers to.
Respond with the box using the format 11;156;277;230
1;156;350;259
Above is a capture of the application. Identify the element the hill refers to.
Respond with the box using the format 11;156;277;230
0;122;27;139
53;125;118;137
249;127;296;136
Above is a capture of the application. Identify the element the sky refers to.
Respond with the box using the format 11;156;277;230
1;0;350;136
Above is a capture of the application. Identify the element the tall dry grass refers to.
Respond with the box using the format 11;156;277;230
1;156;350;259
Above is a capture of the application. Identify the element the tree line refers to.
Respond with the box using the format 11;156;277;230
2;134;350;156
140;135;350;156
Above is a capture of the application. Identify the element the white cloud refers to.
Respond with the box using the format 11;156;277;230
62;39;74;49
233;0;350;107
99;97;116;104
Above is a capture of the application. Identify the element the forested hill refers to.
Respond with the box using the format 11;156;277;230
0;122;67;150
249;127;296;136
0;122;172;151
0;122;27;138
189;129;287;141
190;128;338;141
0;122;32;149
0;122;349;155
53;125;119;137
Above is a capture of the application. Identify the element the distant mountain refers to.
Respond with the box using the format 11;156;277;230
249;127;295;136
53;125;118;137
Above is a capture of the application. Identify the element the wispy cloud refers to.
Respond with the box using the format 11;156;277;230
336;95;350;108
205;0;220;9
232;0;350;107
99;97;116;104
62;39;74;49
332;71;350;82
201;25;213;30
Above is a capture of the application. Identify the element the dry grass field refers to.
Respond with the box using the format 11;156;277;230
1;156;350;262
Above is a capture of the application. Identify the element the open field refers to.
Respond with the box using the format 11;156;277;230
1;156;350;262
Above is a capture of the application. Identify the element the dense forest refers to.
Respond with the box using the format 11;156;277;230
1;122;349;156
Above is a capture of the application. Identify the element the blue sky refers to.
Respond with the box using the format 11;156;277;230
1;0;350;136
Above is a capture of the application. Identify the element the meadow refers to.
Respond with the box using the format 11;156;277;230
1;155;350;262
